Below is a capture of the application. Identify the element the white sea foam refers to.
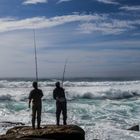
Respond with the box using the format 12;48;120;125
0;80;140;88
0;88;139;101
0;80;140;139
0;80;140;101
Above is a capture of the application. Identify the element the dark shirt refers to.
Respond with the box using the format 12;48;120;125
53;87;66;102
29;88;43;105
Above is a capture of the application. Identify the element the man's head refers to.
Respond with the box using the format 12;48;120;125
55;81;60;88
33;81;38;89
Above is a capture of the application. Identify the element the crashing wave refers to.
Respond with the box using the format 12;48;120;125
0;89;139;101
0;80;140;101
0;80;140;88
66;89;140;100
0;94;12;101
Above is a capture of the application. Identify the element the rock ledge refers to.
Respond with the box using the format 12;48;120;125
0;125;85;140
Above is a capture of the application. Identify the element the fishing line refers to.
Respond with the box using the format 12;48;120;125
33;29;38;82
33;29;46;123
62;59;68;87
28;29;41;125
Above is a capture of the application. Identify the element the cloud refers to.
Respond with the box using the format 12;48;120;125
57;0;72;4
0;19;139;78
0;14;103;32
96;0;119;5
120;6;140;11
0;14;139;35
78;18;140;35
23;0;48;5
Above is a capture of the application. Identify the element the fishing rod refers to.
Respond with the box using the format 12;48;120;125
62;59;68;87
33;29;38;82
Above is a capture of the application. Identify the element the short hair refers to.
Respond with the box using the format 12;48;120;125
33;81;38;88
55;81;60;87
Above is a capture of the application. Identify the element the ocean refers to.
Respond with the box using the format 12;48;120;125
0;78;140;140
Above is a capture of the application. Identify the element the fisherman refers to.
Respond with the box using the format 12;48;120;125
29;81;43;129
53;81;67;125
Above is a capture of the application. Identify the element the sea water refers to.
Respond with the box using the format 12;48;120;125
0;79;140;139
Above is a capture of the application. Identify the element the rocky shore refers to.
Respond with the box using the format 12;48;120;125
0;125;85;140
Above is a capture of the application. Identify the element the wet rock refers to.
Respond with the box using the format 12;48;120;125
127;125;139;131
0;125;85;140
0;121;25;128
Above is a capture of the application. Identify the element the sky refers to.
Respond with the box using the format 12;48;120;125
0;0;140;79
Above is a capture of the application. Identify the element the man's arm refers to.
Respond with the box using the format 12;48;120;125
40;89;43;98
62;88;66;98
29;99;31;108
53;89;56;100
28;91;32;108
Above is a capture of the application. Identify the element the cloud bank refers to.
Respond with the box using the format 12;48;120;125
0;14;139;35
57;0;72;4
23;0;48;5
0;14;103;32
96;0;119;5
120;5;140;11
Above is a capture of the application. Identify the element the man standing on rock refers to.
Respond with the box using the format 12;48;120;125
29;81;43;129
53;81;67;125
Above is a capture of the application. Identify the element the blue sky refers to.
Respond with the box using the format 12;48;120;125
0;0;140;78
